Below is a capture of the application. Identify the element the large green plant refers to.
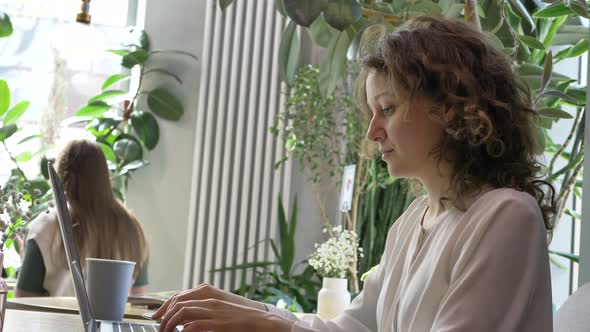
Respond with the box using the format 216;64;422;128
212;194;322;313
72;29;198;200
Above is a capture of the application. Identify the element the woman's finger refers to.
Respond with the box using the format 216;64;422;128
152;291;183;319
161;306;211;332
181;320;217;332
153;284;212;319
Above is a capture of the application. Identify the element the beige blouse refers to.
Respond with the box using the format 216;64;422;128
27;210;75;296
269;188;553;331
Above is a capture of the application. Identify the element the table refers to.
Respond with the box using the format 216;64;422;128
4;309;151;332
5;309;86;331
7;297;151;320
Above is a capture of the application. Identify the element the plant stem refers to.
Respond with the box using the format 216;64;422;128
548;107;582;175
2;141;28;182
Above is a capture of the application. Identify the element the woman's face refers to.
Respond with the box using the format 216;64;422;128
365;71;447;179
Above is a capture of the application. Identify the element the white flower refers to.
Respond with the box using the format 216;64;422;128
308;224;362;279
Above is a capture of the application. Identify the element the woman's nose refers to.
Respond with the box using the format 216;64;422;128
366;116;385;142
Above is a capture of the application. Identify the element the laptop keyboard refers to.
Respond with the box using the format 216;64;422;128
112;322;159;332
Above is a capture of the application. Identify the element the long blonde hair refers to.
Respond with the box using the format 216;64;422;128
56;139;148;280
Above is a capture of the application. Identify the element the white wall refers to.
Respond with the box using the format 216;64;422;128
125;0;206;292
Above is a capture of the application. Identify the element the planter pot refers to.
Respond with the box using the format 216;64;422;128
317;277;350;320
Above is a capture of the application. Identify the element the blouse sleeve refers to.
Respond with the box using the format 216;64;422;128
430;193;553;332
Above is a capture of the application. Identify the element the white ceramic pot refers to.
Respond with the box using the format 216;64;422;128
317;277;351;320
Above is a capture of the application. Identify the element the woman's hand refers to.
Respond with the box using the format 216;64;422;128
156;298;295;332
152;283;266;320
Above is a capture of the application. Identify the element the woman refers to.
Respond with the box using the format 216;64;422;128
16;139;149;297
154;16;555;332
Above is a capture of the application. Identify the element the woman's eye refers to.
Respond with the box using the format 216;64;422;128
382;107;395;115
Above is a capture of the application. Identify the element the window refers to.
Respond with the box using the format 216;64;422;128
0;0;138;181
0;0;139;268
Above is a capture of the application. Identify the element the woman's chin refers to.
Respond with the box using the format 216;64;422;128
385;163;410;178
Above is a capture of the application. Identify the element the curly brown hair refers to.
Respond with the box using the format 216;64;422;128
354;16;556;237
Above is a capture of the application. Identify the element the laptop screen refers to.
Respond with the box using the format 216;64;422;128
48;162;94;330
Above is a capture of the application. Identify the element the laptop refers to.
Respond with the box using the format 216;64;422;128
48;162;167;332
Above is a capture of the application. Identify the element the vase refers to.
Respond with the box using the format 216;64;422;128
0;250;7;332
317;277;350;320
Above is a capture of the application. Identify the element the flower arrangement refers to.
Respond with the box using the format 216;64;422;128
0;183;52;250
309;225;363;279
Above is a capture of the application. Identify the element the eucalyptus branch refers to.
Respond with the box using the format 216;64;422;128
548;107;582;174
2;141;28;182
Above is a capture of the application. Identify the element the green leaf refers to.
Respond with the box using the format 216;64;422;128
131;111;160;150
0;80;10;117
283;0;325;27
517;63;572;91
14;151;32;163
538;89;584;105
533;2;573;17
147;88;183;121
107;49;130;57
278;21;301;85
0;124;17;142
102;74;131;90
98;142;116;162
125;27;150;51
442;3;464;18
565;209;582;220
549;250;579;263
76;101;111;117
219;0;234;10
409;0;442;15
121;50;149;69
542;16;567;48
541;51;552;92
17;134;42;145
0;11;13;38
3;101;30;125
322;0;361;31
509;0;535;30
569;2;590;19
555;39;589;62
537;107;573;119
88;90;127;104
113;136;143;164
121;159;147;172
517;34;545;50
319;30;351;96
308;16;338;48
